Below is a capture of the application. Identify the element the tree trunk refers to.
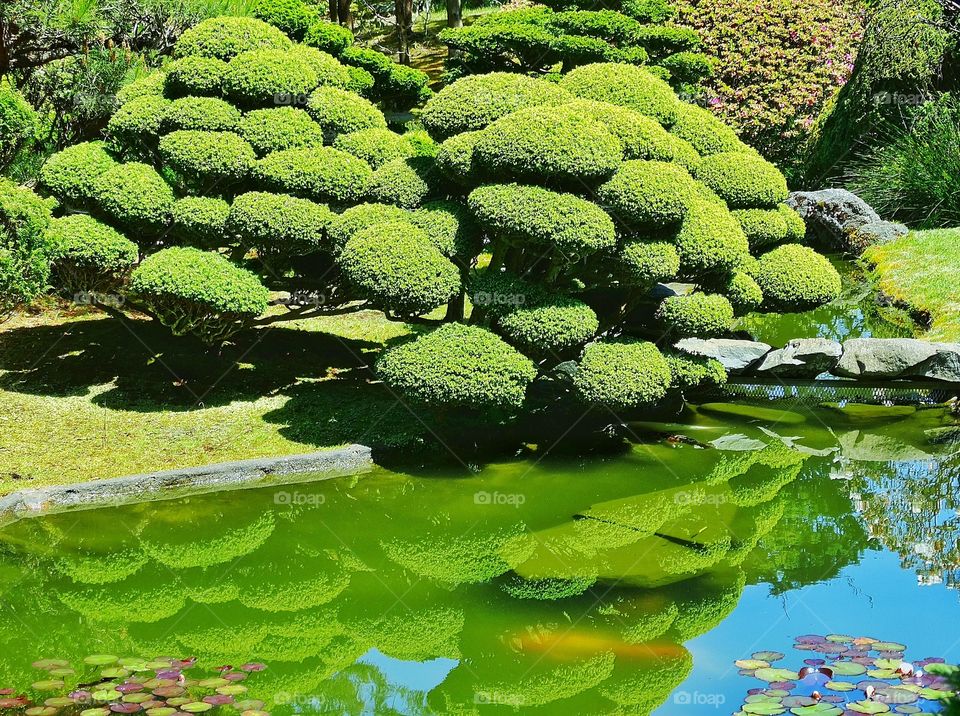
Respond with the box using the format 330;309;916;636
328;0;339;24
338;0;353;30
396;0;413;65
446;0;462;28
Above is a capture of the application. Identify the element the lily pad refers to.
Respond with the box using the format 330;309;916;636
145;709;177;716
824;681;856;692
180;704;212;713
755;668;800;682
870;642;906;652
92;690;122;702
737;660;771;670
84;656;119;667
25;707;58;716
30;681;65;692
44;698;75;708
790;705;843;715
743;704;785;715
848;701;890;714
829;661;867;676
753;652;785;662
80;709;110;716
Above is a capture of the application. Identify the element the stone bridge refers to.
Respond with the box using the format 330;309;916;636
675;337;960;386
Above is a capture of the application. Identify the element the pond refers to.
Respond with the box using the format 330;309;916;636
0;398;958;714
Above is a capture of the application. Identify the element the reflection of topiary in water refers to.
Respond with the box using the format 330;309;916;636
667;568;746;641
140;510;275;568
348;607;465;661
501;574;597;600
600;647;693;711
483;652;616;707
58;579;186;623
55;548;148;584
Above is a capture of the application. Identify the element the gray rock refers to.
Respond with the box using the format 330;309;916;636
835;338;938;377
786;189;882;253
673;338;772;373
835;338;960;381
838;430;932;462
848;220;908;252
753;338;842;377
650;282;696;299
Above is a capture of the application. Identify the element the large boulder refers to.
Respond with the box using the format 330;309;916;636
835;338;960;382
752;338;842;378
673;338;771;373
786;189;906;255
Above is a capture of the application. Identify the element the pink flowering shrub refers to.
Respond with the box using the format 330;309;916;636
674;0;862;178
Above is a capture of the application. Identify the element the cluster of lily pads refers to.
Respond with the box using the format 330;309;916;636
0;655;269;716
734;635;957;715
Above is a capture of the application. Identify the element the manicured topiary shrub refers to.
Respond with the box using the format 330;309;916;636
752;244;842;311
346;66;376;96
669;102;745;156
158;130;256;187
289;46;353;88
253;0;316;40
420;73;573;140
227;191;334;260
338;47;431;108
129;247;270;343
339;221;460;315
162;97;242;133
598;159;696;226
409;200;481;261
731;206;806;250
564;100;676;161
253;147;372;204
174;16;292;61
617;240;680;285
694;152;788;209
473;106;623;182
165;56;228;98
367;156;438;209
376;323;537;411
238;107;325;156
304;20;354;55
327;203;409;249
223;49;319;106
0;80;36;168
46;214;139;292
664;351;727;389
39;142;116;204
723;270;764;314
115;71;167;104
559;63;680;125
655;292;733;336
306;86;387;139
673;198;750;275
171;197;231;248
469;183;615;260
107;95;170;145
0;179;55;316
333;128;415;169
92;162;175;237
435;131;482;184
497;295;600;357
573;339;671;409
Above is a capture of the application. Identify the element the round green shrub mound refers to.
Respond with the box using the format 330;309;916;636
664;352;727;390
338;220;460;315
304;20;354;55
158;130;256;184
130;247;270;343
0;79;37;166
306;86;387;139
223;49;319;106
164;56;228;97
674;199;750;275
573;338;672;409
473;106;623;182
669;103;746;156
346;65;376;96
618;240;680;285
173;16;292;61
655;292;733;336
39;142;117;203
171;197;231;247
468;183;616;259
732;207;790;249
376;322;537;410
0;180;55;316
162;96;242;133
559;63;680;126
253;0;316;39
597;159;697;227
562;99;676;161
115;71;167;105
779;204;806;242
254;146;372;204
92;162;175;235
666;134;701;170
753;244;842;311
227;191;334;258
288;46;352;88
333;128;415;169
723;270;763;314
327;203;409;249
46;214;139;292
107;94;170;142
367;156;437;209
420;73;573;140
695;151;788;209
498;295;599;356
238;107;325;155
435;131;481;184
410;200;481;261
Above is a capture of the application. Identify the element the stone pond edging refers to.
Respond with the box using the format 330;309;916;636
676;337;960;382
0;444;374;527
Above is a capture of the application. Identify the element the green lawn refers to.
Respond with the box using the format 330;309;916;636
864;228;960;341
0;303;438;493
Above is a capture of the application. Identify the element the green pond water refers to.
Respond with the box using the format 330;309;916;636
1;399;959;714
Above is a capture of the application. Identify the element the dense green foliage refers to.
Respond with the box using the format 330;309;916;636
573;339;672;409
655;292;734;336
227;192;334;261
0;179;55;316
174;16;292;61
0;80;37;170
752;244;842;310
45;214;139;293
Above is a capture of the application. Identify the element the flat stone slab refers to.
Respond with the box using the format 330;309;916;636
835;338;960;381
674;338;772;373
753;338;842;377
